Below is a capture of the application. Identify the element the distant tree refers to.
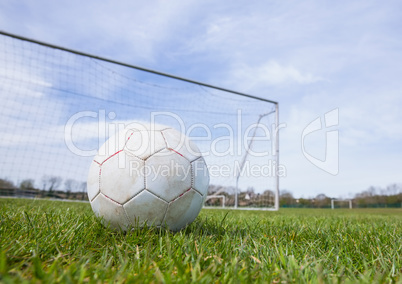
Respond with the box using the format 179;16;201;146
19;179;35;190
64;179;79;198
42;175;62;192
297;198;311;207
80;182;87;200
207;184;220;195
0;179;16;196
386;184;401;195
80;182;86;192
280;190;295;207
262;189;274;196
315;193;330;208
0;178;15;189
354;184;402;207
367;186;377;196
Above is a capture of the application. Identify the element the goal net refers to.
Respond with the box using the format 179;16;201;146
0;31;279;210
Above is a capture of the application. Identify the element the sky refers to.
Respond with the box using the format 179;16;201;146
0;0;401;198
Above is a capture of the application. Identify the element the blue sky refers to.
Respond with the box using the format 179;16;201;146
0;0;401;198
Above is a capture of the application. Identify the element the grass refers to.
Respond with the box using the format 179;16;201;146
0;198;401;283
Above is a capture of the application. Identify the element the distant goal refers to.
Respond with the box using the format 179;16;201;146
331;199;353;209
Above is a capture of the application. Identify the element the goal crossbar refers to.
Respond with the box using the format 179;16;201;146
0;30;277;105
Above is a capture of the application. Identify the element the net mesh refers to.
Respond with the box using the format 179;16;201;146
0;32;278;208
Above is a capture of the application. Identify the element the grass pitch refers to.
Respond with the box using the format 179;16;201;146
0;198;401;283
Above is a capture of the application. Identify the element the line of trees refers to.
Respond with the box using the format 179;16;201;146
280;184;402;208
2;176;401;208
0;176;87;200
204;183;402;208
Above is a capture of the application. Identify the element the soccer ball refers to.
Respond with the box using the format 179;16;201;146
87;123;209;231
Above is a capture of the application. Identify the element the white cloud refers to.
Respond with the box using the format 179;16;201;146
0;46;52;98
0;0;200;65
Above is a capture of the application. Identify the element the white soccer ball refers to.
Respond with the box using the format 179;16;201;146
87;124;209;231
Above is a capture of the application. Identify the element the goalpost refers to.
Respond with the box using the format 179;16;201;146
331;199;353;209
205;195;226;208
0;31;280;210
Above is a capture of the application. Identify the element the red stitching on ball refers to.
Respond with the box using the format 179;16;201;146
101;150;123;165
168;148;183;157
126;132;134;141
171;188;192;202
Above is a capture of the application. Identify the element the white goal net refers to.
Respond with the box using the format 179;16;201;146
0;31;280;210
